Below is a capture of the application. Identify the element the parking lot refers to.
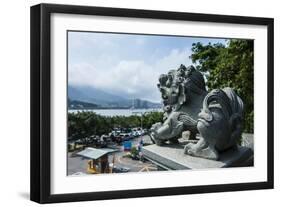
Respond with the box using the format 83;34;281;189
67;135;161;175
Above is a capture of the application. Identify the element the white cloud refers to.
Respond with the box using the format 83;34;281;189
69;48;191;102
68;32;226;102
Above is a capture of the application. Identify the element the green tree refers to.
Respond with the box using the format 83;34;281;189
67;111;163;140
143;112;163;129
190;39;254;132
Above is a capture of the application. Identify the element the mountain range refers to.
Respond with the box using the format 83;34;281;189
68;85;161;109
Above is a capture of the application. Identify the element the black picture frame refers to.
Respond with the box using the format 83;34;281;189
30;3;274;204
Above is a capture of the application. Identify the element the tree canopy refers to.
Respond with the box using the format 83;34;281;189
68;111;163;141
190;39;254;132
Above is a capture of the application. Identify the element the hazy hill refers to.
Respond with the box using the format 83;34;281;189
68;99;99;109
68;85;161;109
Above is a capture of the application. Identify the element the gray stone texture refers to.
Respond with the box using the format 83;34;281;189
149;65;246;161
143;141;253;170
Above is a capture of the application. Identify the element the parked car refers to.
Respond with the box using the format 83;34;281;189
132;130;139;137
114;135;123;145
121;134;131;141
112;166;130;173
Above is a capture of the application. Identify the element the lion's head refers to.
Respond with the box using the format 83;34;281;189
157;64;206;111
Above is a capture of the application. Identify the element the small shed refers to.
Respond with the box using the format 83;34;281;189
77;147;117;173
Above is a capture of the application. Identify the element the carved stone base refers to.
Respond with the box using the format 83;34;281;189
142;143;253;170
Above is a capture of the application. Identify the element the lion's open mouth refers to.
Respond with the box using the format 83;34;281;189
198;118;211;127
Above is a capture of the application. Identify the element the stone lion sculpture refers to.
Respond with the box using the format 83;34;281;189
149;64;244;160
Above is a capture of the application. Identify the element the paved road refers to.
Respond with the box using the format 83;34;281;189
67;153;88;175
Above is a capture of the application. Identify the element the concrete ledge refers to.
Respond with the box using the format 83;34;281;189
143;144;253;170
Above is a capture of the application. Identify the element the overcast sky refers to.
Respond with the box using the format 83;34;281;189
68;31;226;103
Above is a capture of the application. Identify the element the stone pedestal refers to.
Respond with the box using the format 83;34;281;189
142;143;253;170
